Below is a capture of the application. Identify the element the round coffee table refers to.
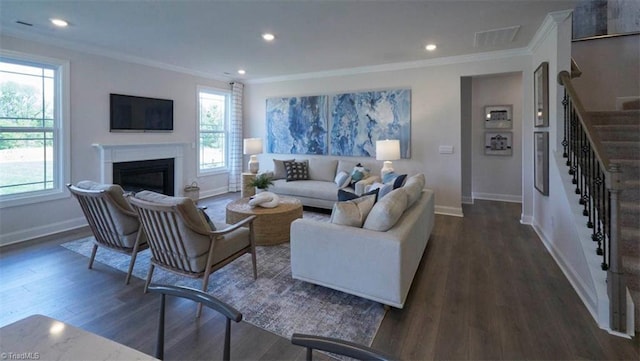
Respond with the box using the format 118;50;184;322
225;195;303;246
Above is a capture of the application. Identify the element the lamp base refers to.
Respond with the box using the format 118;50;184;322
248;155;259;174
380;161;394;178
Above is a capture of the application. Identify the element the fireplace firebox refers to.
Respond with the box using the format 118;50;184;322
113;158;174;195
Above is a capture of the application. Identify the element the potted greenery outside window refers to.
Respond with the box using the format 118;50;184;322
248;173;274;193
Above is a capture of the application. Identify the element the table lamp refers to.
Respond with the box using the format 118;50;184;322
243;138;263;174
376;139;400;178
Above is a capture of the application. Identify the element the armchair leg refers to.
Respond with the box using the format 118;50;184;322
144;264;155;294
88;244;98;269
197;269;212;318
125;232;143;285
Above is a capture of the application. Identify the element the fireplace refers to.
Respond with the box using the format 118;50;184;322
93;143;186;197
113;158;174;195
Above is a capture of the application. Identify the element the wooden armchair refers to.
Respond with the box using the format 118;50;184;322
67;181;147;284
291;333;394;361
129;191;257;316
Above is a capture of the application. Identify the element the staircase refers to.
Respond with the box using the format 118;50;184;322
591;110;640;331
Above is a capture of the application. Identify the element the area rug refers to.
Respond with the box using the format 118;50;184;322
61;210;386;347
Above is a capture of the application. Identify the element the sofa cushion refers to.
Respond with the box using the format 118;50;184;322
308;158;338;182
330;194;376;228
363;188;409;231
270;179;341;201
403;173;426;207
338;188;379;202
334;171;352;188
273;159;294;180
284;160;309;181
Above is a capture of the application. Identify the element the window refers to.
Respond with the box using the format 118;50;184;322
198;87;230;174
0;51;69;207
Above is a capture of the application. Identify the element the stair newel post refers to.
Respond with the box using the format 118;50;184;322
606;162;626;332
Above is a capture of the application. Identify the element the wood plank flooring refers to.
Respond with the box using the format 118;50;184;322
1;195;638;360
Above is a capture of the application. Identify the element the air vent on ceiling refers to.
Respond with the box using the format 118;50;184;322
474;25;520;48
16;20;33;27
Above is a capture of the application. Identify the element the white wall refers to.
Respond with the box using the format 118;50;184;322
0;35;231;246
245;55;533;217
529;12;609;329
471;72;523;203
572;34;640;110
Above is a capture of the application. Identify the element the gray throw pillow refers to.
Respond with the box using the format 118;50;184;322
273;159;294;180
284;160;309;181
330;194;377;228
362;188;409;231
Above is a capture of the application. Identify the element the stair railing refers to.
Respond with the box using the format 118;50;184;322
558;69;626;333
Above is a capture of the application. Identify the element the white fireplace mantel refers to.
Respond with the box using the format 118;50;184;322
92;142;188;196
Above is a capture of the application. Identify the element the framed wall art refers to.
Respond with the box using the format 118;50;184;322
266;95;328;155
484;105;513;129
484;131;513;156
534;62;549;127
534;131;549;196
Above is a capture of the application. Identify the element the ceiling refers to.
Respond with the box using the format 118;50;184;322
0;1;576;82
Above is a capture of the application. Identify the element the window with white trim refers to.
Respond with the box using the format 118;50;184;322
197;87;230;173
0;53;69;207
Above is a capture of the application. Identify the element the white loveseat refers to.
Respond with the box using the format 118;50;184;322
265;158;379;209
290;174;435;308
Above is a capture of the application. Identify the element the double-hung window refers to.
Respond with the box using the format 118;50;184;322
0;52;69;207
197;87;230;174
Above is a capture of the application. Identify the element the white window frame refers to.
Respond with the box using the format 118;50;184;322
0;50;70;209
196;86;230;176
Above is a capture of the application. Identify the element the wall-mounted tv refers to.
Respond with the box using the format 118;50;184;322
110;93;173;132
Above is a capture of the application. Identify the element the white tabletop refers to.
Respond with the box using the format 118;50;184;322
0;314;157;361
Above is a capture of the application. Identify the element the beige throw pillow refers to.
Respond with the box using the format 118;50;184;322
330;194;376;228
363;188;409;231
403;173;426;207
273;159;294;180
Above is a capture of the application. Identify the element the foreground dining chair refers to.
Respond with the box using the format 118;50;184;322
67;181;147;284
129;190;257;316
147;284;242;361
291;333;394;361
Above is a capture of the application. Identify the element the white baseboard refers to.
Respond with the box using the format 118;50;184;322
198;186;231;200
435;205;463;217
472;192;522;203
0;216;87;247
461;196;474;204
520;214;533;225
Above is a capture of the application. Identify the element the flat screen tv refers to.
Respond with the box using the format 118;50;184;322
110;93;173;132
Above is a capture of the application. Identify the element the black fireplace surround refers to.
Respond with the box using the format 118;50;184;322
113;158;174;196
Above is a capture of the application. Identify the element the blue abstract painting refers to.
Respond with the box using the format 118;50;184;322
330;89;411;158
266;96;328;155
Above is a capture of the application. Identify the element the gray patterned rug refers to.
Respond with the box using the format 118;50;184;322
61;209;386;348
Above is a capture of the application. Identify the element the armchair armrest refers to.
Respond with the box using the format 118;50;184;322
354;175;380;195
211;215;256;237
291;333;394;361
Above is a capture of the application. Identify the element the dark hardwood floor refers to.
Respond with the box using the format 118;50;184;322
1;195;638;360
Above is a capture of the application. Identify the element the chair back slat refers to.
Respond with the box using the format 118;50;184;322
135;204;198;274
73;189;127;249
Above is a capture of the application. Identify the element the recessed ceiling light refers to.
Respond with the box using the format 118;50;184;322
237;69;246;75
262;33;275;41
425;44;437;51
50;18;68;27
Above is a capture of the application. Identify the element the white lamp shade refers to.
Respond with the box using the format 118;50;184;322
243;138;263;155
376;139;400;161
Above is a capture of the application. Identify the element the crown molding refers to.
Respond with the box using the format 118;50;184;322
1;27;234;83
528;9;573;54
247;47;530;84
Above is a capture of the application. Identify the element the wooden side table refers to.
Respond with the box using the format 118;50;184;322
226;196;303;245
241;172;256;198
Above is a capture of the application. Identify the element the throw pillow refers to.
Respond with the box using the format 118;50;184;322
362;188;409;231
198;208;217;231
403;173;426;207
350;163;370;186
382;171;408;189
284;160;309;181
367;182;394;200
337;188;379;202
273;159;294;180
334;171;352;188
330;194;377;228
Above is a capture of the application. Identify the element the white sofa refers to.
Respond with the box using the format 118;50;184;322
290;174;435;308
266;158;379;209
